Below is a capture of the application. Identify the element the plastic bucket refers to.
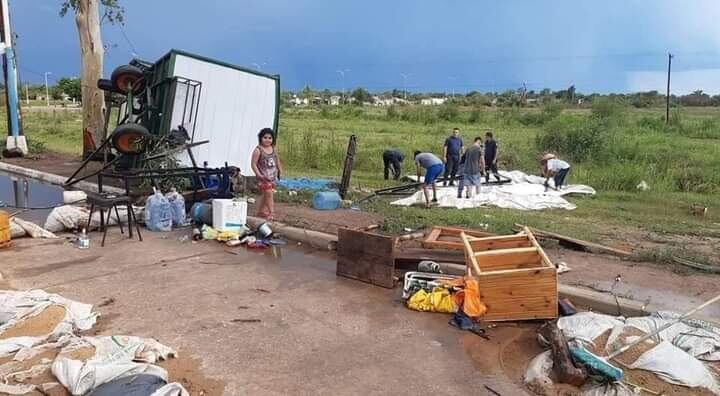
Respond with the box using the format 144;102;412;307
0;210;10;249
190;202;213;225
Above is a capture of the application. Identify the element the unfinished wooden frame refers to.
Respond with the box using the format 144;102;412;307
423;226;494;251
461;227;558;321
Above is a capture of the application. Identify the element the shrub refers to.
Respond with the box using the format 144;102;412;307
437;104;459;121
591;97;626;123
536;115;610;162
385;105;399;120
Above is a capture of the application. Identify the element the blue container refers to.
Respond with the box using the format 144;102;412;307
312;191;341;210
190;202;213;225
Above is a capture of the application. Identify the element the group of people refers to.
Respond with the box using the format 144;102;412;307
384;128;503;207
248;125;573;220
384;127;572;207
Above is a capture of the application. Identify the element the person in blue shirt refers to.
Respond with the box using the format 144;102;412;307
442;128;464;186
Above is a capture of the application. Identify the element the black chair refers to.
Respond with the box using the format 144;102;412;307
85;191;142;247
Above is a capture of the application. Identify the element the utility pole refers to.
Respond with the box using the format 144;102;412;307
24;83;28;105
666;53;673;124
400;73;411;100
44;72;51;107
0;0;25;155
448;76;456;99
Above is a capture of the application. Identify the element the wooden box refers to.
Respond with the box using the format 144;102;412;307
461;228;558;321
337;228;396;288
423;226;494;251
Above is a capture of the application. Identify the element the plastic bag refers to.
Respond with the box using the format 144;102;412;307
145;189;172;232
407;288;457;313
165;189;187;227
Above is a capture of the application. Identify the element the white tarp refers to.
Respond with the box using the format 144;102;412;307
392;170;595;210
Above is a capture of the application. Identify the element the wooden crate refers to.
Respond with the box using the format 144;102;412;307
423;226;494;251
337;228;396;288
461;228;558;321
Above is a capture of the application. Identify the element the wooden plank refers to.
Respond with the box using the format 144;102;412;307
474;246;538;257
475;249;541;271
423;226;494;250
336;228;395;288
525;227;555;269
469;235;533;251
515;223;632;257
461;232;482;275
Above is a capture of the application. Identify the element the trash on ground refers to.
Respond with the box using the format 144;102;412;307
212;198;248;231
145;188;173;232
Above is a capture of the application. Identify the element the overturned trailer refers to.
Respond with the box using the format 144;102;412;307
148;49;280;174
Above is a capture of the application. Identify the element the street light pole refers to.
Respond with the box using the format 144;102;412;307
44;71;51;107
400;73;411;100
336;69;350;104
448;76;456;99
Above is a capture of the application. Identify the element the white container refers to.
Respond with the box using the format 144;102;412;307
64;190;87;204
212;199;247;231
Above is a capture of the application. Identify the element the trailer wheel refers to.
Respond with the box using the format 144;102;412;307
111;123;151;154
111;65;146;94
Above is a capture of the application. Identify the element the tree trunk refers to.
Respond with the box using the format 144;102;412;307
540;322;587;387
75;0;106;156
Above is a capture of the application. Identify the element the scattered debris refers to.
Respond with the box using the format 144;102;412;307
253;288;271;294
98;298;115;308
230;319;261;324
515;223;632;257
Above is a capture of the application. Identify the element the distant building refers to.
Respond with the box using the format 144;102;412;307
420;97;448;106
329;95;341;106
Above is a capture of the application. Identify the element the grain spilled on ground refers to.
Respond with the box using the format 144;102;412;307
0;305;66;339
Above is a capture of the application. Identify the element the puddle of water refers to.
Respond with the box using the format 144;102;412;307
0;171;64;225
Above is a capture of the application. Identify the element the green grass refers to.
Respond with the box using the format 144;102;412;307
6;104;720;263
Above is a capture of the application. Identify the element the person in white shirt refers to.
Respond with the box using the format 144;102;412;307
540;153;571;190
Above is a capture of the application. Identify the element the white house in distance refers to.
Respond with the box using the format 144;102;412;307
420;97;448;106
329;95;342;106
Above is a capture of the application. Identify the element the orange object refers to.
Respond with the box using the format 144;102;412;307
460;279;487;318
0;210;10;249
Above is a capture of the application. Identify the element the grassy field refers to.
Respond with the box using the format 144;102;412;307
274;103;720;264
3;103;720;263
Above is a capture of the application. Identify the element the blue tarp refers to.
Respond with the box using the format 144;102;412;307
277;177;336;191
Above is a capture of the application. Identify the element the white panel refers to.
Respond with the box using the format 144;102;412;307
170;54;277;174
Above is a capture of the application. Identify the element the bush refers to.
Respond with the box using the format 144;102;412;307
591;97;626;121
536;115;610;162
385;105;399;120
437;104;459;121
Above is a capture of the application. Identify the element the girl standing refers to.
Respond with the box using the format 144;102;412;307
251;128;282;220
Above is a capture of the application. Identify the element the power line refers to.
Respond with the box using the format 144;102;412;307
117;23;139;57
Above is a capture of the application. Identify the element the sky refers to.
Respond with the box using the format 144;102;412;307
8;0;720;94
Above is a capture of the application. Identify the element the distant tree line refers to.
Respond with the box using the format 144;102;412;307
282;84;720;108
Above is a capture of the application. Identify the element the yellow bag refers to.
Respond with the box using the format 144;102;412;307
407;288;457;313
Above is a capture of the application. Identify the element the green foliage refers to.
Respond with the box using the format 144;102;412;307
52;77;81;101
535;115;609;162
60;0;125;24
436;104;459;121
351;88;372;104
385;105;399;120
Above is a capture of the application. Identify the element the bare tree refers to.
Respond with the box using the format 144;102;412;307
60;0;124;157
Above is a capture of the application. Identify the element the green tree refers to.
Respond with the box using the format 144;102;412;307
53;77;82;100
351;87;371;104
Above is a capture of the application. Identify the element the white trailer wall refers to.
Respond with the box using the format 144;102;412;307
170;53;278;174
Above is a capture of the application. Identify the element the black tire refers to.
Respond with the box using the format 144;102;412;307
111;123;151;155
111;65;146;94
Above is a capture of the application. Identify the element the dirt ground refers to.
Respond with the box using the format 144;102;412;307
0;232;538;395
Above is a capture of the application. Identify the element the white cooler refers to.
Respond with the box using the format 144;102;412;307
212;199;248;231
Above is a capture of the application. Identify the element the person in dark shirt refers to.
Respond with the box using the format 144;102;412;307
382;149;405;180
442;127;464;186
484;131;501;183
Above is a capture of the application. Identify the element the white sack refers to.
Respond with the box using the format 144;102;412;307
52;335;177;396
